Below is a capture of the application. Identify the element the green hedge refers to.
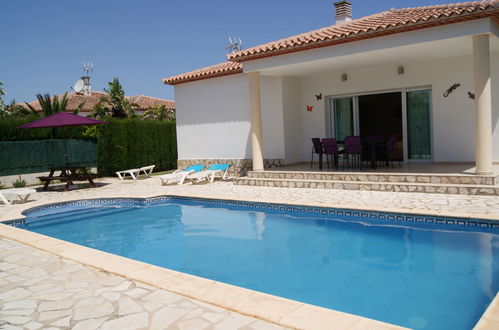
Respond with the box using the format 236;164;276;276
0;118;177;177
97;120;177;176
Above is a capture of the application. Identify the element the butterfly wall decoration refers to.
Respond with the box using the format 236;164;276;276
315;93;322;100
306;105;313;112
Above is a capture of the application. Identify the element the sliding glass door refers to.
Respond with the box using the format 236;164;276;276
406;90;432;160
328;89;432;162
331;97;354;141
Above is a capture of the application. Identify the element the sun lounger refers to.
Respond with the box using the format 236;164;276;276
0;188;37;205
139;165;155;177
185;164;230;184
116;165;155;180
159;164;205;185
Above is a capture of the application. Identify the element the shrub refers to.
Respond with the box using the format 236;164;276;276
13;177;26;188
97;119;177;176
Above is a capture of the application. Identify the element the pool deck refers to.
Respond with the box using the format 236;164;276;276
1;176;499;329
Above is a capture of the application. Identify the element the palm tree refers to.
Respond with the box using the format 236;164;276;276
142;104;175;121
25;93;69;117
89;78;136;119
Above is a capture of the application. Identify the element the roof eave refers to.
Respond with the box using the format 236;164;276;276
163;68;244;86
229;10;499;63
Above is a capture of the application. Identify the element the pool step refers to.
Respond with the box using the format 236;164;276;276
25;207;135;229
234;177;499;196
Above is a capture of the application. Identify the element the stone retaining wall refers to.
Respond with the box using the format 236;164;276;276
247;171;498;185
235;177;499;195
177;159;284;177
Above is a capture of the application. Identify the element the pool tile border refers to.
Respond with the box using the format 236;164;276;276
9;195;499;230
169;195;499;229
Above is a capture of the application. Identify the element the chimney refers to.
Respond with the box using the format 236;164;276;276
334;1;352;25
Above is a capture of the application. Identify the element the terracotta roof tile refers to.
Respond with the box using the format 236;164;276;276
163;61;243;85
162;1;498;85
23;91;175;112
128;95;175;110
228;0;499;61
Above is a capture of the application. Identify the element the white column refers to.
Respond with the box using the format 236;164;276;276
249;71;264;171
473;34;493;175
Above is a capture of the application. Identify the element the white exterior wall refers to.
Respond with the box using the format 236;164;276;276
491;49;499;162
174;52;498;165
292;52;499;163
260;76;285;160
175;73;285;161
175;74;251;159
281;77;303;164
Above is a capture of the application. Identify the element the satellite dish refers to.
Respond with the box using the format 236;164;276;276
73;79;84;93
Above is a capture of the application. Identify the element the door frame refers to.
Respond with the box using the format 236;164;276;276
326;86;433;163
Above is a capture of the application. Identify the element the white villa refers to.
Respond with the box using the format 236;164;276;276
164;1;499;177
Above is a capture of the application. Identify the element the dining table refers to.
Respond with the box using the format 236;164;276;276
363;139;388;169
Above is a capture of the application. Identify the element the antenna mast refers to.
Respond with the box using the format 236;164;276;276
225;37;242;53
81;62;93;95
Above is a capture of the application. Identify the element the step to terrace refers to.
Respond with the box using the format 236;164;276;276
234;171;499;195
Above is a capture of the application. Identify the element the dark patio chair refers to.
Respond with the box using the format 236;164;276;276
321;138;341;169
387;135;402;168
365;135;388;168
310;138;323;168
343;136;362;169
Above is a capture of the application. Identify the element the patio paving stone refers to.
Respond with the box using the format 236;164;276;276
0;238;287;329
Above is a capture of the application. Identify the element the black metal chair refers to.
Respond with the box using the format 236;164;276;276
310;138;323;168
387;135;402;168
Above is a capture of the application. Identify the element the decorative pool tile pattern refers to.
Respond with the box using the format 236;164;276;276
2;177;499;224
9;195;499;230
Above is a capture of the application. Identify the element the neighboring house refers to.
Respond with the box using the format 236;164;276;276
164;0;499;176
23;91;175;115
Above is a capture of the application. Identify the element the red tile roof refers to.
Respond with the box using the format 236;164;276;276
163;61;243;85
163;1;499;85
228;1;499;62
23;91;107;112
128;95;175;110
23;92;175;112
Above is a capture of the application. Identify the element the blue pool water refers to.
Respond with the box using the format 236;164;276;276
17;198;499;329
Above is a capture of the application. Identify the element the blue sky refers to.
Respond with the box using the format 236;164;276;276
1;0;453;103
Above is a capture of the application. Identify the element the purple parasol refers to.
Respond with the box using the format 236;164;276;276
17;112;107;128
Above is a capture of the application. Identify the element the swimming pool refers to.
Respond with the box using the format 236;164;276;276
13;196;499;329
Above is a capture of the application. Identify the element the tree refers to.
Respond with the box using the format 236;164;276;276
25;93;69;117
142;104;175;121
6;100;35;118
0;81;7;118
90;78;135;119
0;81;5;108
